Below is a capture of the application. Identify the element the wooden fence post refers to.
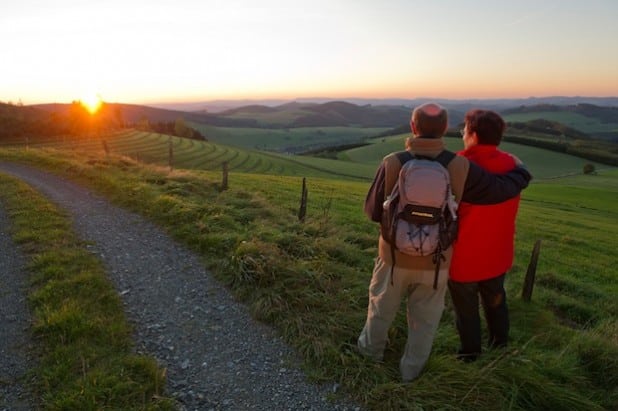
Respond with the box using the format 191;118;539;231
168;138;173;171
298;177;308;222
521;239;542;302
221;161;229;191
102;140;110;156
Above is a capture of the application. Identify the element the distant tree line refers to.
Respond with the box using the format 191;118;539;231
508;119;589;139
0;101;70;139
374;124;411;138
299;142;370;158
502;135;618;166
0;101;207;143
0;100;124;140
574;103;618;123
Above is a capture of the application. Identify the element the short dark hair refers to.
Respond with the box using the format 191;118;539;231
411;103;448;138
464;109;506;145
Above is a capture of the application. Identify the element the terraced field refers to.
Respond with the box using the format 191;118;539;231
2;130;376;181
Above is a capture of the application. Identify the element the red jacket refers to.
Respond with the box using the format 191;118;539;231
449;145;520;282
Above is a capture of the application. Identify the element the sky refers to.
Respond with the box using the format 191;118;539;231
2;0;618;105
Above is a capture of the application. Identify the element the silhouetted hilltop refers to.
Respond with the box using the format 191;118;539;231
8;98;616;141
217;100;411;128
152;96;618;113
219;105;279;115
32;103;259;127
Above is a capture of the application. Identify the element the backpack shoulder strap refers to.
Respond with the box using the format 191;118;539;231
434;150;456;168
395;150;414;166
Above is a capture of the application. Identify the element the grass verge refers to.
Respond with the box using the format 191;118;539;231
0;173;174;410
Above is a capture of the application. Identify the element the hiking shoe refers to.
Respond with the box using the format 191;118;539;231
456;350;479;363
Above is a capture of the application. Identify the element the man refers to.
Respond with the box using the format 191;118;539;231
357;102;531;382
449;110;520;362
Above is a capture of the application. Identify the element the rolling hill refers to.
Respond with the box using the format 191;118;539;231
152;96;618;113
16;99;618;140
3;99;617;164
502;104;618;141
216;100;412;128
27;101;413;129
31;102;258;128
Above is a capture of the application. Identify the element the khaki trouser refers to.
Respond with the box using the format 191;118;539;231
357;256;448;382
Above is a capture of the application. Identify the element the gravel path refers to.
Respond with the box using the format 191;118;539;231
0;206;35;411
0;162;360;411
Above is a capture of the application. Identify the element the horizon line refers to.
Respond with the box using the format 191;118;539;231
16;94;618;107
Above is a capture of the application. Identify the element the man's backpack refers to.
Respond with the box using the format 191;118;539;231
382;150;458;288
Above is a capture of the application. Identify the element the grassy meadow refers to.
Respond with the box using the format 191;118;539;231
1;129;609;181
189;124;387;152
0;141;615;410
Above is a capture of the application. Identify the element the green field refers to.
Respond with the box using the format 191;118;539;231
214;107;314;126
342;133;609;179
190;123;387;152
2;129;610;181
0;147;615;410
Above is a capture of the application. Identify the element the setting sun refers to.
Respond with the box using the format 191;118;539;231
81;93;103;114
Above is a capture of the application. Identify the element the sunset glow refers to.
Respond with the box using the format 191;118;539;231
2;0;617;105
81;93;103;114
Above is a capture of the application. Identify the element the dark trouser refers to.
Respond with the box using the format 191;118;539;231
448;273;509;358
